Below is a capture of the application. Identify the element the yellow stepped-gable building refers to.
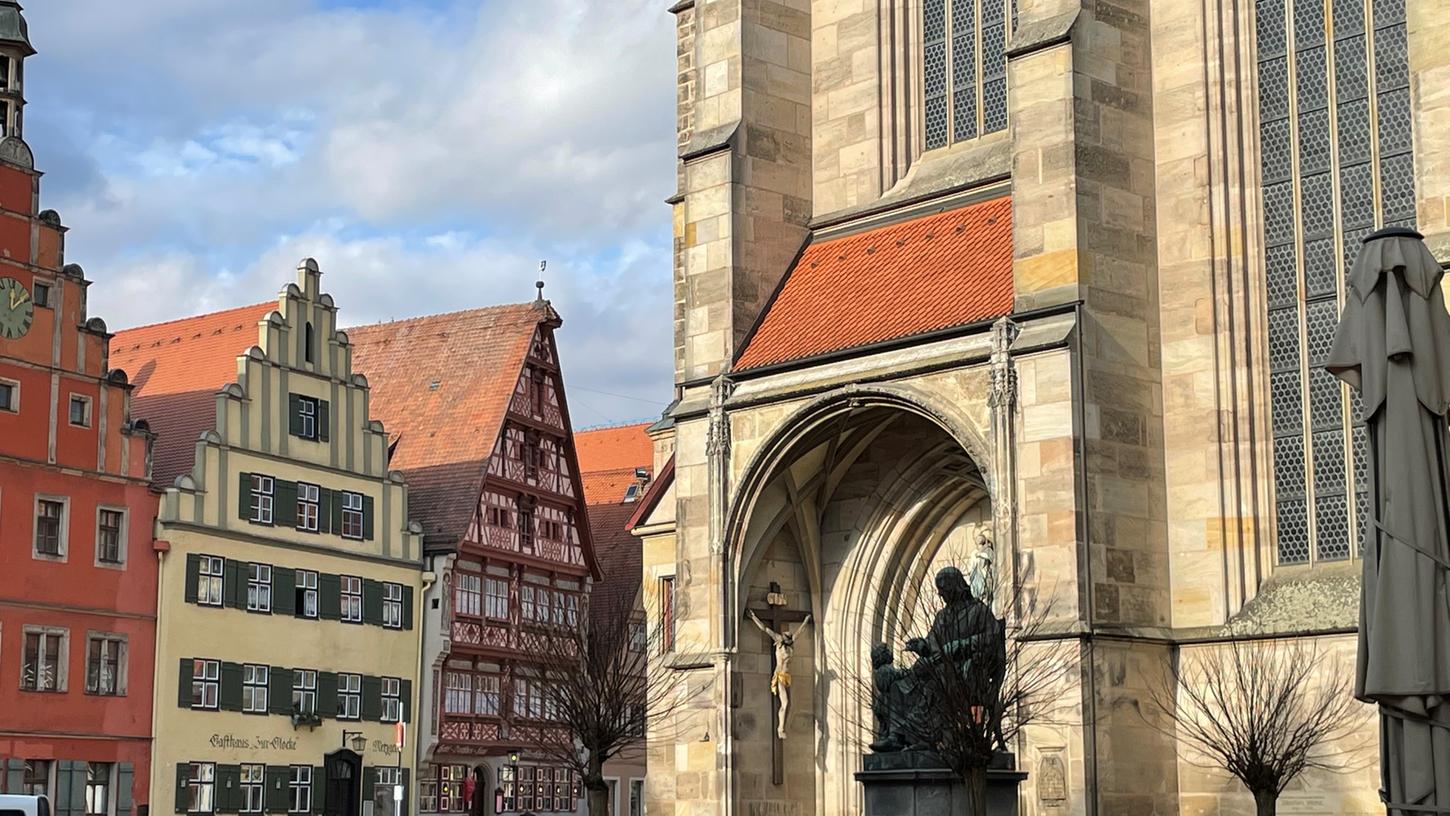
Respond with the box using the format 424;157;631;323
111;260;427;816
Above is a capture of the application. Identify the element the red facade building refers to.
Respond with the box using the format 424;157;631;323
0;4;159;816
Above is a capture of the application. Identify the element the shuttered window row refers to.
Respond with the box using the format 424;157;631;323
239;471;373;541
0;759;133;816
177;658;411;724
172;762;408;816
183;554;412;630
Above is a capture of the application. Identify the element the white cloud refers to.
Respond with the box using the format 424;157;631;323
18;0;679;422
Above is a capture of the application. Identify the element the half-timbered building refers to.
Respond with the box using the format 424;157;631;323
346;298;601;816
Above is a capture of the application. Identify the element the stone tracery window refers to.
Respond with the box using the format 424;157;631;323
1257;0;1414;565
923;0;1016;150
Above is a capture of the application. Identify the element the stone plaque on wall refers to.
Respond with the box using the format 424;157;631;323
1038;753;1067;814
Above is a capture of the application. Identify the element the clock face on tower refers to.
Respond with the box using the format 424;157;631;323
0;277;34;339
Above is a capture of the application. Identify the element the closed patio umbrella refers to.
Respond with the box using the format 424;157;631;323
1328;226;1450;814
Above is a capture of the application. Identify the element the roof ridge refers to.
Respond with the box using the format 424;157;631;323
346;301;539;333
113;300;274;337
577;420;656;433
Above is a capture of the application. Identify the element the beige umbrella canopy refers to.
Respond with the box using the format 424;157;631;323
1328;226;1450;814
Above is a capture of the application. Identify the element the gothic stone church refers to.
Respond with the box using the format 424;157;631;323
630;0;1447;813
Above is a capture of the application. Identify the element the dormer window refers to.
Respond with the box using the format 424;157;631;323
923;0;1014;150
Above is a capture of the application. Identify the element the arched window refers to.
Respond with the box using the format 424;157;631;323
923;0;1016;150
1256;0;1414;565
304;321;315;364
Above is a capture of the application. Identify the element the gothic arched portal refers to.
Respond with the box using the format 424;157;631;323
722;387;995;816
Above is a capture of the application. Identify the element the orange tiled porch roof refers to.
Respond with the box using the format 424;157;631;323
734;195;1014;371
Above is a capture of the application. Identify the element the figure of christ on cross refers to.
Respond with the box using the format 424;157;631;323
747;607;812;739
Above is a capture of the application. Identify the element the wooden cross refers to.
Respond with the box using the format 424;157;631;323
746;581;810;786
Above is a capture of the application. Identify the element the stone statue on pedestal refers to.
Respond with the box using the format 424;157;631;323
870;566;1006;754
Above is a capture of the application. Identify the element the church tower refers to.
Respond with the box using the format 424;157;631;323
643;0;1448;814
0;0;32;139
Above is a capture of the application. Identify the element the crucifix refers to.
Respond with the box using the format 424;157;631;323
746;581;811;786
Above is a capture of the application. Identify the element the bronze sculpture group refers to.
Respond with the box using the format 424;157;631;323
869;566;1007;755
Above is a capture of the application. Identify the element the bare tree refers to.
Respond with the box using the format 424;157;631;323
1145;638;1369;816
833;564;1076;816
514;589;688;816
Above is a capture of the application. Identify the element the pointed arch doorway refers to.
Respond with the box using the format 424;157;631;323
723;391;996;816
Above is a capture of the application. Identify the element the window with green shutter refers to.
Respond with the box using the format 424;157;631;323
274;481;298;528
264;767;290;813
361;676;383;721
288;395;330;442
362;581;384;626
318;575;342;620
317;672;338;719
116;763;133;816
173;764;190;814
219;662;244;711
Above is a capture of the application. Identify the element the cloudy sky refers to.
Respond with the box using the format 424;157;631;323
23;0;677;427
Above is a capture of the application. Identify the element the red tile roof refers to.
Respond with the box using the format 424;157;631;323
575;422;653;615
111;300;560;556
110;302;277;485
734;195;1014;370
346;304;550;547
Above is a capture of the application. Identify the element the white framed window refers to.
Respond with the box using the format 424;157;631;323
444;672;472;715
249;475;274;524
288;766;312;814
247;563;272;612
484;577;509;620
34;496;67;559
340;576;362;623
340;491;364;539
520;584;535;622
295;570;319;618
455;574;481;617
382;582;404;629
242;664;269;713
21;627;66;692
629;780;643;816
337;673;361;720
239;764;263;814
186;763;215;814
85;763;111;816
381;676;402;723
552;591;567;626
68;394;92;427
96;507;126;565
0;377;17;412
198;555;225;606
296;482;320;532
85;633;126;695
476;674;501;717
292;669;317;714
192;658;220;709
533;587;553;624
297;397;317;440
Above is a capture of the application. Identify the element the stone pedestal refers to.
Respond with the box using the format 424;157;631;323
855;751;1027;816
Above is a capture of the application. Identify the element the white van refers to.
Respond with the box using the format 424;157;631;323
0;794;51;816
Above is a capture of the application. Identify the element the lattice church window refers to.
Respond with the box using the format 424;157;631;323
1257;0;1413;565
923;0;1017;150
